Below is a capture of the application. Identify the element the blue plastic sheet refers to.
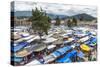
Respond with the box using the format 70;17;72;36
11;42;29;52
57;46;72;55
56;57;72;63
11;57;23;62
52;51;61;57
85;41;91;45
77;51;84;58
86;32;92;35
85;37;97;46
52;46;72;57
56;50;77;63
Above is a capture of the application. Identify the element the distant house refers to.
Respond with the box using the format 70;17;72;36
77;20;97;28
13;17;32;27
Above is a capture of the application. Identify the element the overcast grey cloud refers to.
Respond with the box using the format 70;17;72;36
13;1;97;17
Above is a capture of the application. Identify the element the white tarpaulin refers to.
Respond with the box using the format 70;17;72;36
26;59;41;65
79;36;89;42
27;36;40;43
47;45;56;49
15;35;35;43
43;37;57;44
43;55;55;64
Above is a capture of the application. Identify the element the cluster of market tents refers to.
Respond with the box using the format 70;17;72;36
43;46;85;63
11;26;97;65
42;29;97;64
11;32;48;65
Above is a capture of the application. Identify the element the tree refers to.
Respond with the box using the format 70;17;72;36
66;17;78;28
55;16;61;26
30;7;51;40
67;19;72;28
72;17;77;26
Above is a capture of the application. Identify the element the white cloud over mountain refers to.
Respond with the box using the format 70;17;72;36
13;1;97;17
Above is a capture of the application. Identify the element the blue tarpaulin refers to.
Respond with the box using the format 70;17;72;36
90;37;96;41
56;57;72;63
88;38;97;46
57;46;72;55
74;37;79;41
63;41;69;44
77;51;84;58
75;31;83;34
11;42;29;52
85;37;97;46
92;38;97;42
85;41;91;45
52;51;61;57
11;57;23;62
56;50;77;63
52;46;72;57
86;32;92;35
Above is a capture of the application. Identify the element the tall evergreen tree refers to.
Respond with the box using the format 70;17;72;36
67;19;72;27
55;16;61;26
30;7;51;39
72;17;77;26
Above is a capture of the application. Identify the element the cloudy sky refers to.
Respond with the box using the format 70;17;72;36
12;1;97;17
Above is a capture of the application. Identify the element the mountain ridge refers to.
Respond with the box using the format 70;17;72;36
12;11;96;21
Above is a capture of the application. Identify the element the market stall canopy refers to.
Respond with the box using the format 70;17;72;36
11;56;23;62
56;57;71;63
27;36;40;43
56;46;72;55
18;32;30;37
14;35;35;43
91;31;96;35
65;50;77;58
43;37;57;44
51;51;61;58
51;46;72;58
11;42;29;52
15;43;45;57
86;32;92;35
14;38;24;43
73;27;89;31
32;43;47;52
62;33;72;37
56;50;77;63
66;30;73;33
53;40;63;45
84;40;91;45
68;38;74;42
80;44;90;51
43;55;55;64
63;41;70;44
77;51;84;58
12;32;22;40
26;59;41;65
75;33;86;37
47;45;56;49
73;37;79;41
85;37;97;46
15;49;33;57
79;36;89;42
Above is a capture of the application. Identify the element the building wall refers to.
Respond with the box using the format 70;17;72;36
14;17;32;27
